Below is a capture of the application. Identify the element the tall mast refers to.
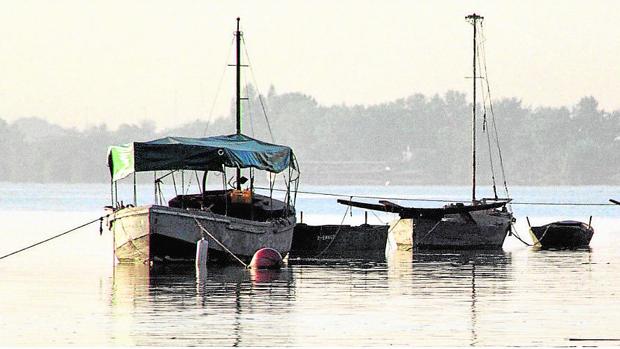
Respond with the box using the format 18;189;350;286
466;13;483;202
235;17;242;190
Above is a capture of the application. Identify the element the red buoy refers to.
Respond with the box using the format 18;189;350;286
249;247;283;269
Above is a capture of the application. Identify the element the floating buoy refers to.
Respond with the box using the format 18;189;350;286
249;247;283;269
195;238;209;269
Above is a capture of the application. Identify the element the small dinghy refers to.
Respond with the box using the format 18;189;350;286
528;219;594;249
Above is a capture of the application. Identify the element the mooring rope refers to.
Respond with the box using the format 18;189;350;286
509;223;532;247
255;186;615;207
315;200;351;257
193;217;248;268
414;220;443;244
535;225;552;247
0;214;111;261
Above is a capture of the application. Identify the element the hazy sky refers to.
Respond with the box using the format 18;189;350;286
0;0;618;130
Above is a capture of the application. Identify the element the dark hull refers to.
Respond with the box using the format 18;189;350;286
529;221;594;249
290;223;388;258
413;210;513;249
340;199;513;250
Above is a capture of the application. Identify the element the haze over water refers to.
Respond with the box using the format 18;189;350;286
1;183;619;346
2;1;620;129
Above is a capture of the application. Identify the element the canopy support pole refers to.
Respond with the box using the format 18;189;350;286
133;173;137;206
222;165;228;216
181;170;185;209
153;171;157;205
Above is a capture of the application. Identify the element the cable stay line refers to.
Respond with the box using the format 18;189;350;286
203;37;235;136
476;32;498;200
241;35;276;143
479;22;510;199
254;186;616;207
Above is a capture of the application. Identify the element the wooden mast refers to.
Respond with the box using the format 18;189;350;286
466;13;483;202
235;17;242;190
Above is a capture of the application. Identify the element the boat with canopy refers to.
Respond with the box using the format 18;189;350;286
106;18;299;264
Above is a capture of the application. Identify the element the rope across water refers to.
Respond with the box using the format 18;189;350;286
0;214;110;261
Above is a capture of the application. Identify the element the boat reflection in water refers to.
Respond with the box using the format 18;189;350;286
390;249;513;346
110;263;295;347
108;247;609;346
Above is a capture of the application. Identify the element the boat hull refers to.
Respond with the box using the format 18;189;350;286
529;221;594;249
413;210;512;249
109;205;295;264
290;223;388;258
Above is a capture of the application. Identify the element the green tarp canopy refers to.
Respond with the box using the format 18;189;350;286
108;134;295;182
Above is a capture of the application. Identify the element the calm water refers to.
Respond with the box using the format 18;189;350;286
1;183;619;346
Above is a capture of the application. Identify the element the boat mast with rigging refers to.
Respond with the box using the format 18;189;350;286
235;17;243;190
466;13;483;203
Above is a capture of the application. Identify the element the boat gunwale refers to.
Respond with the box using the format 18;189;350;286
110;204;295;231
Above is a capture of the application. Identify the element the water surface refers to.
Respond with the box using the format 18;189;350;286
1;184;619;346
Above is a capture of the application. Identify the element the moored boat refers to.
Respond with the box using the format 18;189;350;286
106;18;300;265
528;220;594;249
339;13;514;249
338;199;512;249
290;223;389;258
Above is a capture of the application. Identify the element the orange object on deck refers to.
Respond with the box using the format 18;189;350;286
229;189;252;204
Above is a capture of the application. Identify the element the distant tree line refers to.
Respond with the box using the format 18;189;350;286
0;86;618;185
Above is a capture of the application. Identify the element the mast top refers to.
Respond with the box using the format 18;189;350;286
465;13;484;21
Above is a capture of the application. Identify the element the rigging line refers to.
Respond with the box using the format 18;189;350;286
476;32;498;199
203;37;235;136
0;215;110;261
253;186;616;206
415;220;443;244
194;171;201;193
485;130;498;199
479;22;510;199
510;201;615;206
370;210;386;225
291;155;301;205
155;170;177;182
244;69;256;137
171;171;178;196
184;170;193;195
479;25;508;206
254;186;473;203
241;35;275;143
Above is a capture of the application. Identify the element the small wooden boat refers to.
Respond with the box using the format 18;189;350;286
528;220;594;249
610;199;620;206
